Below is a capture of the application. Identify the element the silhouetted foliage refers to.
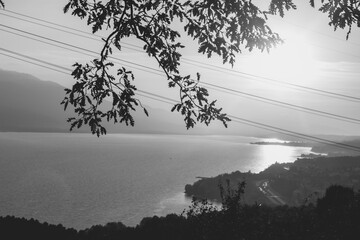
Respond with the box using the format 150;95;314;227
2;185;360;239
60;0;360;135
315;0;360;39
0;216;78;240
78;222;129;240
1;1;359;135
316;185;360;239
220;179;246;212
317;184;356;217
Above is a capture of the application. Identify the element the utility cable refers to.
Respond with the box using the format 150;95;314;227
0;47;71;72
4;9;360;59
1;26;360;126
0;51;168;105
181;58;360;102
0;52;70;75
0;11;142;53
1;10;360;102
202;82;360;125
0;24;163;75
0;28;162;76
2;49;360;153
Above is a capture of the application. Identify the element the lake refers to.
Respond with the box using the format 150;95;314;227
0;133;312;229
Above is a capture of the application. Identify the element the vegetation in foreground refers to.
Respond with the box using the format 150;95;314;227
1;184;360;240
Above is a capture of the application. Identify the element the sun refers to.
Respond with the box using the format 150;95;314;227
259;35;319;84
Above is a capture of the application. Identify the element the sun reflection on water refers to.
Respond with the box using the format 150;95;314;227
257;145;311;171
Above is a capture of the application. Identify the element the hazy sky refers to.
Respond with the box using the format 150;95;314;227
1;0;360;136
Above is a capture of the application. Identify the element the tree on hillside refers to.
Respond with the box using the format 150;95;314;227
1;1;360;136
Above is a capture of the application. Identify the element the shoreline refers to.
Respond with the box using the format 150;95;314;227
185;155;360;206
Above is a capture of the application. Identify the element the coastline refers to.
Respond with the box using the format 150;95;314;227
185;155;360;206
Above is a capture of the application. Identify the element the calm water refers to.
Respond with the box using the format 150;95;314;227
0;133;312;229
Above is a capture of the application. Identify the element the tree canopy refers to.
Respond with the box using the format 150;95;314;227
1;0;360;136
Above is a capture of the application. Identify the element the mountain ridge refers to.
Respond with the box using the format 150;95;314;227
0;69;191;134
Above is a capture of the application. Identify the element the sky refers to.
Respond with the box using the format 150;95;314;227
1;0;360;136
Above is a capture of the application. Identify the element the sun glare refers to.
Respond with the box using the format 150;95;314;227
259;35;319;83
259;145;305;171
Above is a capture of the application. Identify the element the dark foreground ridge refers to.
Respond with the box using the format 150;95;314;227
185;156;360;206
2;185;360;240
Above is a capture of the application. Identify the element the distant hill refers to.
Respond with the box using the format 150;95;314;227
0;70;71;132
0;69;192;134
7;69;358;138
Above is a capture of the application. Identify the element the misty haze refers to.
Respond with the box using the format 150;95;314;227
1;0;360;239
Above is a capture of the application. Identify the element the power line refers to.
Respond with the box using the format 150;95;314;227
137;89;178;104
0;47;71;72
0;27;161;76
2;9;102;40
202;82;360;125
0;24;164;75
228;115;360;153
0;51;170;106
181;59;360;102
137;90;176;105
2;49;360;153
205;83;360;125
0;52;70;75
1;25;360;126
0;11;142;53
138;88;360;152
0;11;99;41
0;28;97;57
143;98;360;152
2;10;360;102
5;9;360;59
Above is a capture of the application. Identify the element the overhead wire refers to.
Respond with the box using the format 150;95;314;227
4;9;360;59
2;9;103;40
202;82;360;125
5;8;360;48
1;9;360;102
1;24;360;126
0;24;164;76
0;47;71;72
0;52;70;75
0;27;163;76
181;59;360;102
0;28;96;58
0;50;169;104
228;115;360;153
1;48;360;153
0;11;144;53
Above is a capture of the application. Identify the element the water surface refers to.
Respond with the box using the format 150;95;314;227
0;133;312;229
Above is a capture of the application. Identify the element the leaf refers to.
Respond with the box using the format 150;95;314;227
143;108;149;116
112;92;119;106
64;100;69;110
309;0;315;8
63;2;71;13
